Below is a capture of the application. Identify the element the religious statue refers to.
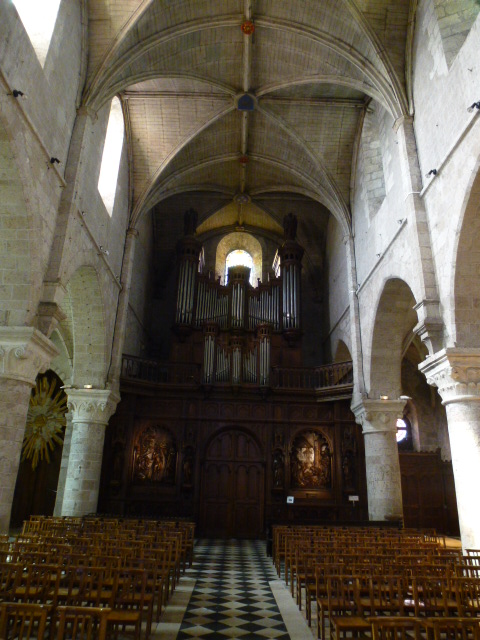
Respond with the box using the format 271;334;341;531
182;448;194;487
183;208;198;236
283;212;297;241
272;450;285;488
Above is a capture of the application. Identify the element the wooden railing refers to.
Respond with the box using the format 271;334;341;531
121;356;201;385
121;355;353;393
271;361;353;390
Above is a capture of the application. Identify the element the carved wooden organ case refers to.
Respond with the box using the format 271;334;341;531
172;216;305;385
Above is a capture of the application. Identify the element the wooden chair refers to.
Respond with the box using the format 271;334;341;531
420;617;480;640
328;576;370;640
0;562;22;601
411;576;455;618
454;577;480;617
107;567;149;640
0;602;50;639
316;565;346;639
77;567;114;609
14;564;62;608
55;605;111;640
365;575;407;617
370;616;421;640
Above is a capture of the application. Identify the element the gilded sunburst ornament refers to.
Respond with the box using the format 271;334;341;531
22;376;67;469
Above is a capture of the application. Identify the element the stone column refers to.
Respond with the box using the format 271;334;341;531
53;412;73;516
61;389;118;517
0;327;58;532
352;399;405;522
420;349;480;549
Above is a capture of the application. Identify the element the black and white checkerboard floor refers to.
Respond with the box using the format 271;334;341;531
154;539;313;639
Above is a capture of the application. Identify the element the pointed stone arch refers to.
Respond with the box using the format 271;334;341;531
367;278;418;400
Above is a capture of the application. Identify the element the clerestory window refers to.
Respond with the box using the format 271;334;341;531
225;250;254;285
13;0;61;67
98;97;124;217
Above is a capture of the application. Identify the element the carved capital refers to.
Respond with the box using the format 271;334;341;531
0;327;59;386
419;348;480;405
351;399;406;435
66;388;119;425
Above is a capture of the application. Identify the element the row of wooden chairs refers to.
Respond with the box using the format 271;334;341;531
0;602;112;640
273;525;446;580
0;516;196;638
0;562;152;639
271;525;480;640
316;573;480;640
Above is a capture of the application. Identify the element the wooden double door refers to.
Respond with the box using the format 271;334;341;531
200;429;265;538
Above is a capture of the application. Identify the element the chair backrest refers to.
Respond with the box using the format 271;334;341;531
453;577;480;617
0;602;49;639
55;605;111;640
413;576;451;617
426;617;480;640
370;616;420;640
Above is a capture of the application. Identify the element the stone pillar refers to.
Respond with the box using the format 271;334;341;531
53;412;73;516
420;349;480;549
0;327;58;532
61;389;118;517
352;399;405;522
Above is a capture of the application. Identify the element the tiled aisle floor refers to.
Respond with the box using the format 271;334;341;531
155;539;313;639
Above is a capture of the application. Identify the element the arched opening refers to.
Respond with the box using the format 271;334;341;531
215;232;263;286
10;371;67;528
225;249;254;285
368;278;418;399
98;96;125;216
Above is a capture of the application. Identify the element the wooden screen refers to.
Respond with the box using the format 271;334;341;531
200;429;264;538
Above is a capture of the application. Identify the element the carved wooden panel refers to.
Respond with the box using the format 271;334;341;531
132;425;177;484
200;429;264;538
399;452;459;535
290;430;332;489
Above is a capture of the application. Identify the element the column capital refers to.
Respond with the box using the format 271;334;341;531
0;327;59;386
66;388;119;425
352;398;406;434
419;348;480;405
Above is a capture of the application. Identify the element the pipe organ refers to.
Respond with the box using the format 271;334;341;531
174;211;304;386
